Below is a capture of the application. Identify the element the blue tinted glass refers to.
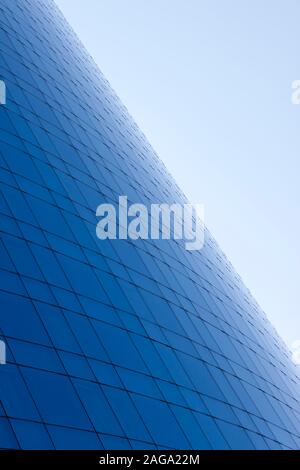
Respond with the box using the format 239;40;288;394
0;0;299;451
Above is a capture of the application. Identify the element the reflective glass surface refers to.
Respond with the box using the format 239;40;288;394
0;0;299;450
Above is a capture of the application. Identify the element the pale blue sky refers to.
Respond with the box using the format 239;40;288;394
55;0;300;348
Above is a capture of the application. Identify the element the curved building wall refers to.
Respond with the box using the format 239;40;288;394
0;0;299;450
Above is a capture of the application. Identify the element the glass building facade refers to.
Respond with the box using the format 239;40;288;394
0;0;299;450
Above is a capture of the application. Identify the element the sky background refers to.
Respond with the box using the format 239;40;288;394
55;0;300;349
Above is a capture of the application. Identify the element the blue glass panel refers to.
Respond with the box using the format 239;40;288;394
0;0;299;451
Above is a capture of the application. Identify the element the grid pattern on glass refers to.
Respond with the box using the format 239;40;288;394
0;0;299;450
